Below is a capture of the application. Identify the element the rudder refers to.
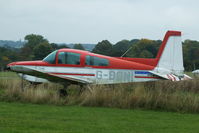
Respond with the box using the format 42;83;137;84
155;31;184;76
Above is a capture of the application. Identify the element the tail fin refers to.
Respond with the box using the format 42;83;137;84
155;31;184;76
118;30;190;80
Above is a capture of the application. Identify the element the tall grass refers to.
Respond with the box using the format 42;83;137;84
0;79;64;104
1;77;199;113
78;80;199;113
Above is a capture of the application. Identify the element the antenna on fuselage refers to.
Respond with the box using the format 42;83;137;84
121;47;132;57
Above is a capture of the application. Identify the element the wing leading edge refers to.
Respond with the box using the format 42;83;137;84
11;65;92;85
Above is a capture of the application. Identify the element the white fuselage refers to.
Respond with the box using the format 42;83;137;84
15;65;160;84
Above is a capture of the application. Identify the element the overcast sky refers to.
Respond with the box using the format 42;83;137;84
0;0;198;44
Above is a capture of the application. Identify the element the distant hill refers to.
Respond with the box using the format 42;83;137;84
0;40;96;51
0;40;25;48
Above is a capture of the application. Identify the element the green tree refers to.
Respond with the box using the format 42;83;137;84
20;34;49;60
33;42;53;60
20;45;34;60
111;39;139;57
183;40;199;71
92;40;112;56
127;39;161;58
0;47;19;70
24;34;48;49
73;44;85;50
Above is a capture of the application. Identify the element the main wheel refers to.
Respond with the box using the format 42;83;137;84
59;89;68;97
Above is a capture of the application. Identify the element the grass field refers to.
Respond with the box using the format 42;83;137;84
0;102;199;133
0;72;199;132
0;71;18;77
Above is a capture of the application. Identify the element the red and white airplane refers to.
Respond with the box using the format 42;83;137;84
7;31;191;89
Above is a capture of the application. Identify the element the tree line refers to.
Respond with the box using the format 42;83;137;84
0;34;199;71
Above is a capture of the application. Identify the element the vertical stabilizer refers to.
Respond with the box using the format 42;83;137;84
154;31;184;76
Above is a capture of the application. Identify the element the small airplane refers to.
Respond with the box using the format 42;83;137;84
7;31;191;94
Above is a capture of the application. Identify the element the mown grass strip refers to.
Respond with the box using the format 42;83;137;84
0;102;199;133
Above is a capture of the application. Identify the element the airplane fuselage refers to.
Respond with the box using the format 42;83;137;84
12;64;160;84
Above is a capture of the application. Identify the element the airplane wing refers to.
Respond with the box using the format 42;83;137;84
12;65;92;84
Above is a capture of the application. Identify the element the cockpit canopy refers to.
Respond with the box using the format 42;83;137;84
43;50;109;66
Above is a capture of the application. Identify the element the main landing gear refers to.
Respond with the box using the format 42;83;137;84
58;84;86;97
59;83;69;97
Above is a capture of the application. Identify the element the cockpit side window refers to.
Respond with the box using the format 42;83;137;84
58;52;81;65
86;55;109;66
43;50;57;64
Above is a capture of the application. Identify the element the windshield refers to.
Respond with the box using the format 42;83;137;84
43;50;57;64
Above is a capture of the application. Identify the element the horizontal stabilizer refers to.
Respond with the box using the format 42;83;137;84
150;71;192;81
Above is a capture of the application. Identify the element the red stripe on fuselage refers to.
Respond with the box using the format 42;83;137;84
50;73;95;76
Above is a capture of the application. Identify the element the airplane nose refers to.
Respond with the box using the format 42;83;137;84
6;61;36;73
7;62;16;70
6;62;16;70
7;62;16;67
